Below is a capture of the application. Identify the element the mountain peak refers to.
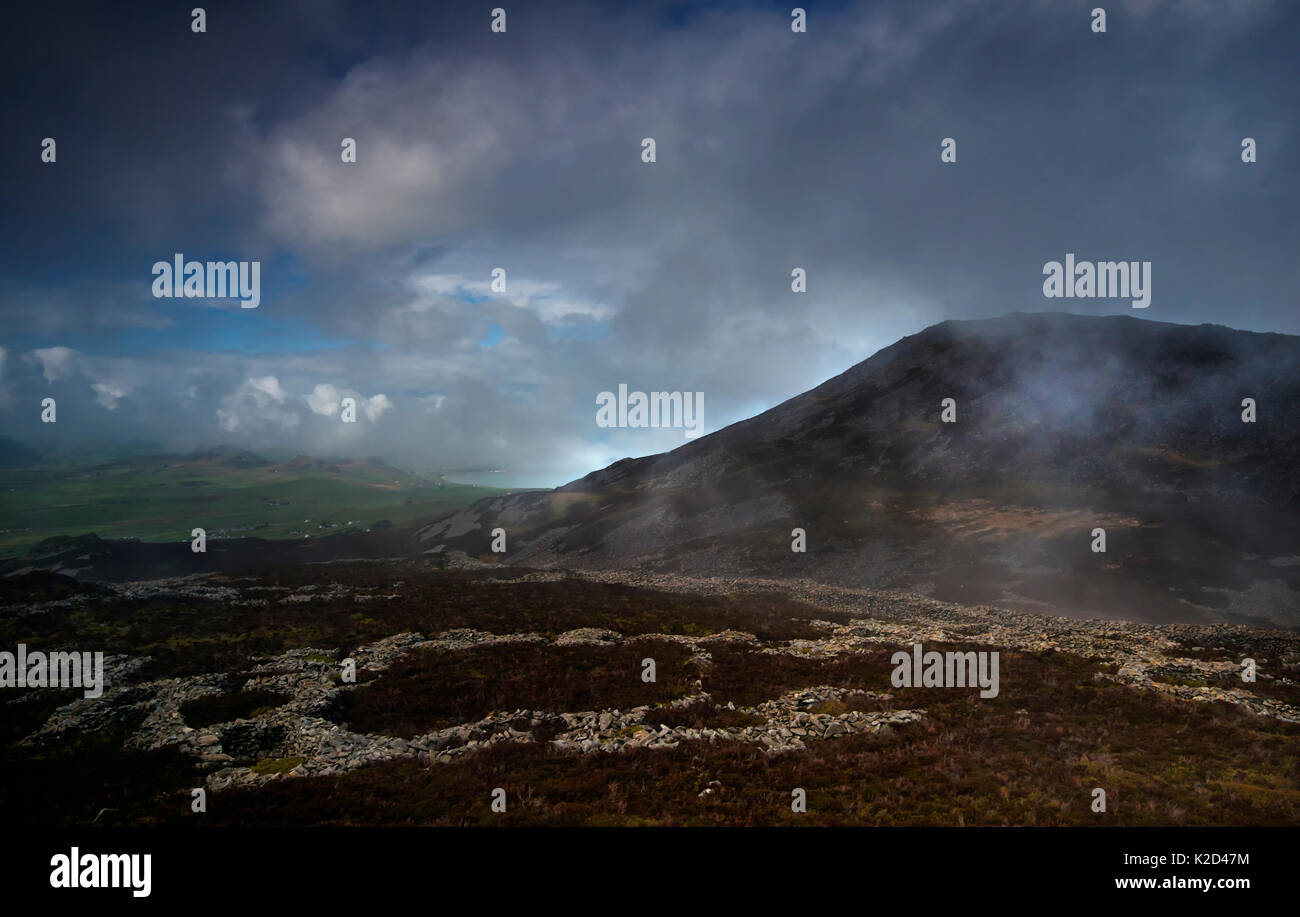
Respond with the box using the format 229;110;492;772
414;315;1300;627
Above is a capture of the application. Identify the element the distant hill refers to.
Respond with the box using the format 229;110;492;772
182;447;271;469
412;313;1300;627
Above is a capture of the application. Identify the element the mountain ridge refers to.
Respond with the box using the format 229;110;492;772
414;312;1300;626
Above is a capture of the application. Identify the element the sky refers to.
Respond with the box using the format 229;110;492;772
1;0;1296;485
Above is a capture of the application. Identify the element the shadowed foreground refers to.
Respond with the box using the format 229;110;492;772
2;559;1297;826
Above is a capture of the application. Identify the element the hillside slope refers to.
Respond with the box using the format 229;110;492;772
413;313;1300;627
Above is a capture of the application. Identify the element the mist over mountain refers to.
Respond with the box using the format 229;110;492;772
415;313;1300;627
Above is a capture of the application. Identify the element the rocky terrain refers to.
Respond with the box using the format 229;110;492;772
5;559;1297;825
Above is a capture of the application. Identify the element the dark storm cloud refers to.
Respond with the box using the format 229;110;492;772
0;0;1296;482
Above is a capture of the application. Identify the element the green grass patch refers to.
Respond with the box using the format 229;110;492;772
250;756;304;776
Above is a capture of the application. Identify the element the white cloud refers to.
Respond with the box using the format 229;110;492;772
404;271;614;325
362;392;392;422
92;380;131;411
305;383;391;423
30;346;78;383
259;59;514;251
305;382;343;417
217;375;298;433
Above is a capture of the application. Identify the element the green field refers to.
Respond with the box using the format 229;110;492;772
0;451;506;556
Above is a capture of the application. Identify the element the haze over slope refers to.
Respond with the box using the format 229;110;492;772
415;313;1300;627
